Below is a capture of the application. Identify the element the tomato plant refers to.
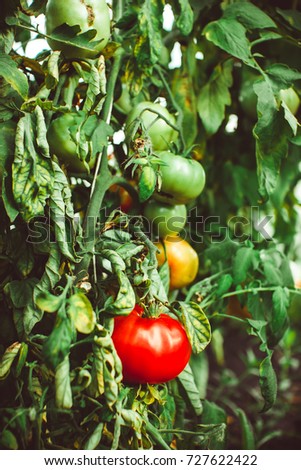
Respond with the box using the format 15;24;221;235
154;236;199;290
112;305;192;384
125;101;178;150
154;151;206;204
45;0;111;58
1;0;301;452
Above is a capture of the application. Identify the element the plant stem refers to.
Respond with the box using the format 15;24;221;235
155;66;186;151
200;285;301;310
75;48;125;281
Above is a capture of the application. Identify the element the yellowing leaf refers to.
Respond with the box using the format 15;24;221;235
68;293;96;334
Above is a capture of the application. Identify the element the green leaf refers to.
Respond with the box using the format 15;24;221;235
197;60;233;135
43;312;73;370
0;29;15;54
203;18;252;65
81;61;106;115
211;329;224;366
15;342;28;378
49;162;79;262
276;8;301;32
178;302;211;354
205;238;240;264
12;107;54;221
172;67;198;147
246;318;268;345
24;244;61;334
138;166;157;202
175;0;194;36
158;261;170;297
0;342;21;380
104;271;136;316
116;243;144;260
102;250;136;316
45;51;60;90
263;261;283;286
84;423;104;450
266;64;301;91
135;0;164;69
189;351;209;399
0;53;28;99
101;249;126;272
0;120;15;177
201;400;227;450
19;0;46;17
55;355;73;409
5;278;38;309
215;273;233;297
1;120;19;222
233;246;256;284
149;266;169;303
88;331;123;409
259;354;277;412
223;163;259;207
237;408;256;450
178;364;203;416
0;430;18;450
81;115;113;161
35;291;64;313
68;293;96;335
271;286;289;335
47;23;101;55
253;80;292;199
246;292;265;321
144;420;171;450
223;1;277;30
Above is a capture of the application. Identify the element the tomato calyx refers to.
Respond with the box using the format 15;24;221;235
134;301;165;319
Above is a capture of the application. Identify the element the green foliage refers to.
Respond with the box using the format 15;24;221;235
0;0;301;451
197;60;233;135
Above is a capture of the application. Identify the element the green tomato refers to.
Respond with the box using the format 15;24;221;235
159;46;170;67
45;0;111;59
280;87;300;115
239;67;300;119
47;113;95;173
125;101;178;151
154;151;206;204
144;200;187;238
115;84;133;115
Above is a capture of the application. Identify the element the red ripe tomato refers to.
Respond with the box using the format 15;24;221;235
112;305;191;384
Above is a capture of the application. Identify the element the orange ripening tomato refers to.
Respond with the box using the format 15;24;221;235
154;236;199;290
109;181;136;213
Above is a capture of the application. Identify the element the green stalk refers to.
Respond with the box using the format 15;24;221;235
75;48;125;281
200;285;301;310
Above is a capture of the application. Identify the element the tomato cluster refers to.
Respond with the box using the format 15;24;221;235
125;102;205;291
